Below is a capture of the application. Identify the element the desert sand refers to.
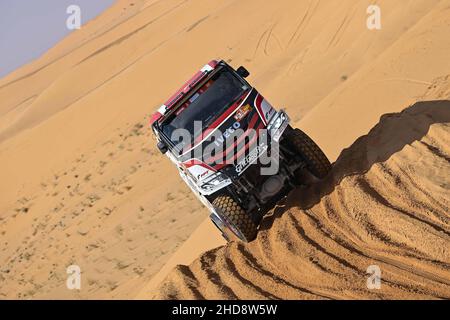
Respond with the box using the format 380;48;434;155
153;100;450;299
0;0;449;299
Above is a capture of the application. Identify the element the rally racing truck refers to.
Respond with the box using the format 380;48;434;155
150;60;331;242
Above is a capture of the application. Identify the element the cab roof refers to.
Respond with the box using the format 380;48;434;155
150;60;220;126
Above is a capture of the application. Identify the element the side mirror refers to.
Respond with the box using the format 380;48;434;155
236;66;250;78
157;140;168;154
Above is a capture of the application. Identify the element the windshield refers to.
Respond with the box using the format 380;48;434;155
161;67;249;153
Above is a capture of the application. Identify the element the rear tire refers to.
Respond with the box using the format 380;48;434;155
212;195;258;242
285;127;332;179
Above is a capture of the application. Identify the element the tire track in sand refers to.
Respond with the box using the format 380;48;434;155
155;100;450;299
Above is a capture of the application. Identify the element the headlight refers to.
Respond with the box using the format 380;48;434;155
272;114;284;129
268;111;286;130
268;111;289;142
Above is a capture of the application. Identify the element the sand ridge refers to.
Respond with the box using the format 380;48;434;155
154;99;450;299
0;0;449;299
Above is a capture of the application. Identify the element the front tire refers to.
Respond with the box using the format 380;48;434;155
212;195;258;242
285;127;332;179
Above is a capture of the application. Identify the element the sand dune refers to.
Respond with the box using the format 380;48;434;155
154;101;450;299
145;0;450;299
1;0;449;299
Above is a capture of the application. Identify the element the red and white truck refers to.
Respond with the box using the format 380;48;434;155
150;60;331;241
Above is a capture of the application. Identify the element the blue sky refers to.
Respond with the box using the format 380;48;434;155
0;0;115;78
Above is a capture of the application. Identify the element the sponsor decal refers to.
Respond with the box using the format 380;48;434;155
233;104;252;121
235;143;267;173
197;170;210;180
265;108;275;122
214;122;241;147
